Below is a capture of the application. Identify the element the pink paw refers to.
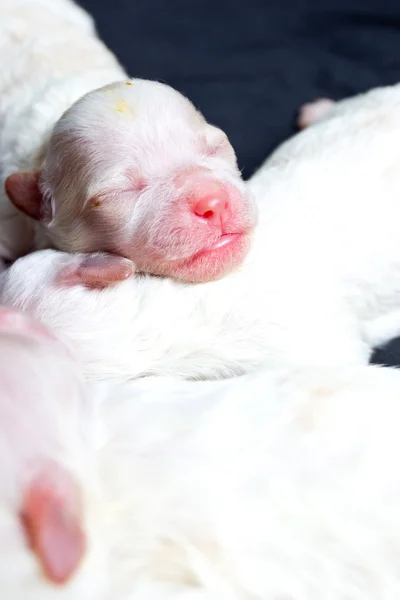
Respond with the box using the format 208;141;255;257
55;253;135;289
297;98;335;130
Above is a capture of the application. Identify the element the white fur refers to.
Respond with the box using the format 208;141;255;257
0;321;107;599
4;84;400;379
37;78;252;281
0;0;126;259
7;349;400;599
5;7;400;600
0;0;253;284
96;364;400;600
4;76;400;599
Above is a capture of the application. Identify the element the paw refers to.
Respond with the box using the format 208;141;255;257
297;98;335;130
55;252;135;289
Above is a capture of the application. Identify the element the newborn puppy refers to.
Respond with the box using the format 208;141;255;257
1;0;255;286
4;304;400;599
6;80;254;286
4;83;400;380
0;306;103;599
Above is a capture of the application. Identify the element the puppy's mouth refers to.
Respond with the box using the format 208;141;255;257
205;233;241;251
186;231;249;265
121;230;252;283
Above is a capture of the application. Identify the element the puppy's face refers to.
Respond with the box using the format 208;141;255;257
7;80;257;283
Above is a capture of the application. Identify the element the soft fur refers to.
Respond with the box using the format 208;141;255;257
4;310;400;599
0;0;124;258
4;25;400;599
0;0;255;284
3;84;400;379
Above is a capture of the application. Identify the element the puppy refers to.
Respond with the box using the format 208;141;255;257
1;0;256;286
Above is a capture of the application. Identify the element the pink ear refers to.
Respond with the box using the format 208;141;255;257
5;171;43;220
20;467;86;585
55;252;135;289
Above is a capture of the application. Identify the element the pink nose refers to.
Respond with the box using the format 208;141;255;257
193;191;231;227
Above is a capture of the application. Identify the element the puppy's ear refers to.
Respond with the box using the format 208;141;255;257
5;171;44;220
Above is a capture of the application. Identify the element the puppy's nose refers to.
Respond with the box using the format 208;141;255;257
193;190;231;227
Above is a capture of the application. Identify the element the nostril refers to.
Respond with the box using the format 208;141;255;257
193;195;231;225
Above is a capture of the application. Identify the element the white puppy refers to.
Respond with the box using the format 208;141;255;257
4;306;400;599
0;306;105;599
0;0;255;285
3;84;400;380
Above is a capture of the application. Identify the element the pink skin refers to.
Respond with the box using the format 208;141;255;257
55;253;134;289
127;169;253;283
0;306;62;344
20;466;86;586
297;98;335;130
5;80;256;289
0;307;86;584
6;167;252;288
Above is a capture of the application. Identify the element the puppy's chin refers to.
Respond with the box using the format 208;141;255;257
147;231;251;283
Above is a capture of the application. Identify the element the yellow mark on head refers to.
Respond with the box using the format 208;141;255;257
115;99;132;114
125;81;133;86
90;199;102;208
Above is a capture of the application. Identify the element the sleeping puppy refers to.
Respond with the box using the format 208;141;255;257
3;83;400;381
0;0;256;287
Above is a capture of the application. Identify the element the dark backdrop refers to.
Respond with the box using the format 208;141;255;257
79;0;400;366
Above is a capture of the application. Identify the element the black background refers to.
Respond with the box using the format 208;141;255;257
79;0;400;366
